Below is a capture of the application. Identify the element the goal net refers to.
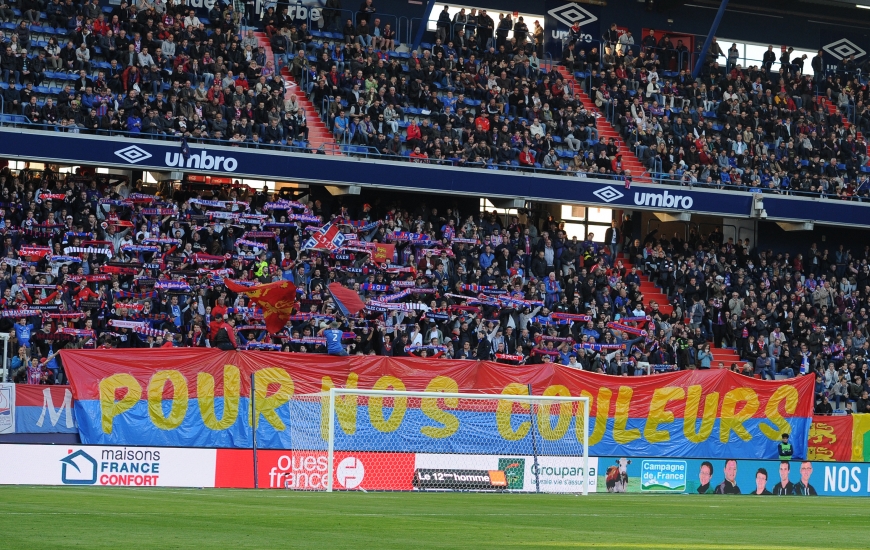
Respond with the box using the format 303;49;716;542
278;389;591;494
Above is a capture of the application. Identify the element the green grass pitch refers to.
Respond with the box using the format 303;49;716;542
0;486;865;549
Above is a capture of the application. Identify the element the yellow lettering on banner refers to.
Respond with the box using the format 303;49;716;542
538;385;572;441
253;368;294;430
578;388;612;445
644;387;685;444
683;385;719;444
613;386;641;444
147;370;189;430
496;383;530;441
760;385;799;440
320;373;359;440
369;376;407;432
99;373;143;435
420;376;460;439
197;365;240;431
719;388;759;443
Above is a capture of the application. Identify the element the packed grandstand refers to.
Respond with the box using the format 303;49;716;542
0;0;869;426
0;0;867;194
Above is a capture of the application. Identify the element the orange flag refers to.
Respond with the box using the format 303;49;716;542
224;279;297;334
371;243;395;264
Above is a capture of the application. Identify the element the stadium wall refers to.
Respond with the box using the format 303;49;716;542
3;442;870;496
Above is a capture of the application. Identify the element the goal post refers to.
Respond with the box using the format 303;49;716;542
322;388;591;494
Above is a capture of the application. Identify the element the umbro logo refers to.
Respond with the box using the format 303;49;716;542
592;186;624;203
114;145;153;164
547;3;598;28
822;38;866;61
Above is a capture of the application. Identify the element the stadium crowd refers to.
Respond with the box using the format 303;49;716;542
3;0;870;193
1;165;870;417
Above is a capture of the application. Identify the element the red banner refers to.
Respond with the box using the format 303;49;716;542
808;416;853;462
60;350;815;459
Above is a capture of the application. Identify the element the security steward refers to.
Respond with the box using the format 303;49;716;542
778;433;793;461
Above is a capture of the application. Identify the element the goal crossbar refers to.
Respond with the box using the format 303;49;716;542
326;388;591;494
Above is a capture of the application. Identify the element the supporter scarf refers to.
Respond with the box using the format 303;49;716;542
495;353;524;362
129;193;159;203
287;313;334;321
25;284;58;290
574;343;625;352
551;313;592;322
114;291;159;299
1;258;32;267
100;266;139;275
288;337;326;345
141;208;177;216
264;200;308;211
227;306;264;316
391;280;416;288
450;237;479;245
384;265;416;274
459;283;500;293
154;281;191;291
128;313;170;322
49;256;82;263
243;232;276;239
57;328;96;338
497;296;544;309
236;325;268;332
332;254;353;261
20;246;52;258
235;239;266;249
379;289;413;302
188;253;228;264
113;303;146;312
100;199;132;207
368;301;429;311
360;283;390;292
68;274;112;282
405;345;448;353
38;193;66;201
244;343;281;351
607;321;647;336
421;248;454;257
467;297;500;307
541;335;574;343
289;214;322;223
531;348;560;356
63;231;94;242
197;268;234;278
411;288;437;294
133;325;168;338
45;312;86;320
0;309;40;317
531;316;570;326
143;263;162;270
122;245;162;253
342;267;371;274
142;238;182;245
424;312;450;321
237;215;268;225
336;219;381;232
189;198;226;208
619;315;652;323
64;247;112;255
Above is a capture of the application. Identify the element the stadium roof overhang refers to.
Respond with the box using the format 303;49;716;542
1;127;867;228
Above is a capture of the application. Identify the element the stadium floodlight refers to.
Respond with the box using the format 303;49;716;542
313;388;591;494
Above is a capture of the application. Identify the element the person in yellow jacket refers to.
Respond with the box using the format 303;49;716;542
254;252;269;282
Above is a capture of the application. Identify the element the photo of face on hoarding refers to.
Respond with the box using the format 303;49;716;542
773;461;794;495
752;468;772;495
714;459;741;494
697;461;714;494
791;461;817;496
